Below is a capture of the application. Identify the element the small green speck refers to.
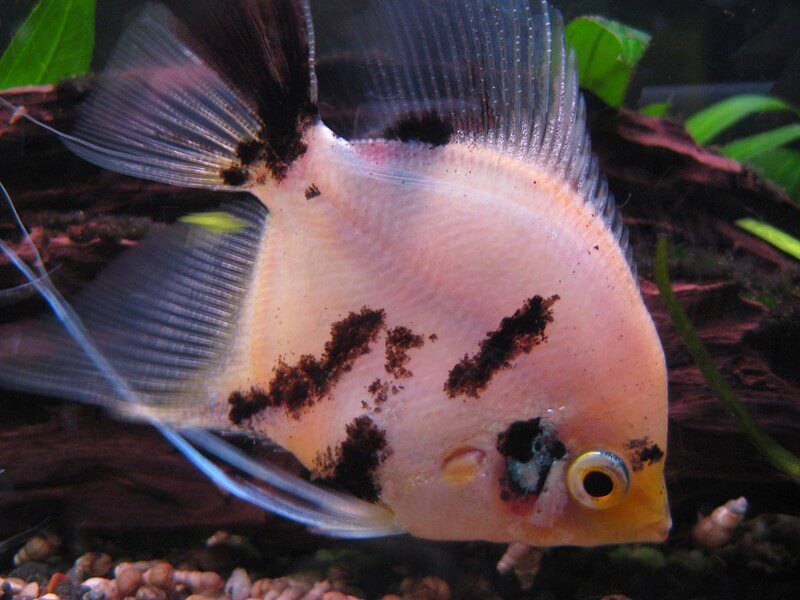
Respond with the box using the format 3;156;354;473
179;212;248;234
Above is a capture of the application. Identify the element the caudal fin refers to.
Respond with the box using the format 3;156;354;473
65;0;317;190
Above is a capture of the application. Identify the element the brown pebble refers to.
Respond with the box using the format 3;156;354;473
116;567;144;597
273;587;306;600
14;535;58;565
136;585;168;600
116;562;159;577
143;563;175;591
380;596;402;600
419;578;449;600
251;578;274;598
322;593;354;600
173;571;224;596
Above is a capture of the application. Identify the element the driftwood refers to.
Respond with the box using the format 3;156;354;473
0;83;799;539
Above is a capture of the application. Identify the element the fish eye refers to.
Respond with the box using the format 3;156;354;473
567;451;629;509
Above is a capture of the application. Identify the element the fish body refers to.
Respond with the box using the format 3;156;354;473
0;0;669;546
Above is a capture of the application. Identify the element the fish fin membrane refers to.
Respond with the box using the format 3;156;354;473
162;427;402;538
66;1;317;189
0;198;267;421
314;0;634;275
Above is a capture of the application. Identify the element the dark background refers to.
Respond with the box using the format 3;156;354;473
1;0;800;114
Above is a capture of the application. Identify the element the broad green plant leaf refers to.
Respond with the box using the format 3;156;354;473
566;16;651;108
640;102;670;118
746;147;800;202
179;212;249;234
685;94;800;145
654;238;800;484
0;0;96;89
735;219;800;260
721;123;800;162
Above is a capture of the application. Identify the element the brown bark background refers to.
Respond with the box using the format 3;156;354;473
0;82;799;540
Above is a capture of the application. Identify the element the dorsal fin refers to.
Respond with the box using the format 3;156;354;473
66;0;317;189
314;0;634;272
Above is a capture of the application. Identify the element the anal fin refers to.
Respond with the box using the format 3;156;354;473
0;198;268;421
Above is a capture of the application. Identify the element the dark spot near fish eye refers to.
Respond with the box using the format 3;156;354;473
497;418;565;498
305;184;321;199
228;307;386;423
384;110;454;147
444;295;560;399
625;437;665;472
385;326;425;379
314;415;391;503
429;333;438;342
221;167;250;186
594;245;600;251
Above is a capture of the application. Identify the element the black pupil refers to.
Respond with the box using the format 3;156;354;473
583;470;614;498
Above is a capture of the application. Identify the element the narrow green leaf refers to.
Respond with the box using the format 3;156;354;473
746;147;800;202
654;238;800;484
179;212;249;234
735;218;800;260
640;102;670;118
566;16;651;108
0;0;96;89
721;124;800;162
685;94;800;145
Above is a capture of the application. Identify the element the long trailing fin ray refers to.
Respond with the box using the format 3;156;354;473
180;429;401;536
314;0;634;272
0;198;268;417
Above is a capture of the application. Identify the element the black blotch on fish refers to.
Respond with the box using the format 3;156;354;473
444;295;560;399
384;326;424;379
625;437;665;472
170;0;317;182
497;418;566;498
315;415;391;503
221;167;250;186
304;184;321;199
228;307;386;423
384;110;454;147
367;378;389;406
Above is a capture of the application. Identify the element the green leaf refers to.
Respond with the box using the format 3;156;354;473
179;212;249;234
746;147;800;202
735;218;800;260
654;238;800;484
566;16;651;108
685;95;800;145
640;102;670;118
720;123;800;162
0;0;96;89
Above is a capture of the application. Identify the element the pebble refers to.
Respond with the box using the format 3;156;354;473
142;563;174;592
135;585;167;600
225;568;250;600
116;567;144;598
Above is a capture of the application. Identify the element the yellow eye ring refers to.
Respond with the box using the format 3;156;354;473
567;451;629;509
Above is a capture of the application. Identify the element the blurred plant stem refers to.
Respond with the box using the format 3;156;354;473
654;237;800;484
